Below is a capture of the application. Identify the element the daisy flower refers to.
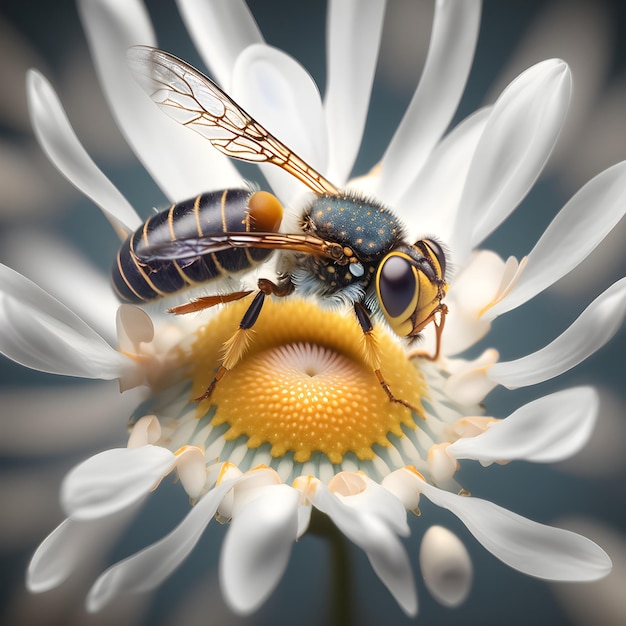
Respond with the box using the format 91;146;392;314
2;0;626;620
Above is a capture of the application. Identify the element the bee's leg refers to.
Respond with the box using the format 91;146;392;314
194;277;295;403
408;304;448;361
353;302;423;416
257;276;295;298
169;290;253;315
194;290;267;403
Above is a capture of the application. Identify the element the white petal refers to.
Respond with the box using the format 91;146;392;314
364;517;418;617
2;231;119;342
485;161;626;319
27;519;93;592
26;70;140;237
449;387;598;463
417;481;612;581
394;106;491;242
62;446;175;519
231;44;327;205
87;480;235;612
220;484;299;614
379;0;482;204
0;264;132;380
420;525;472;607
312;482;417;616
490;278;626;388
77;0;241;201
452;59;571;262
176;0;263;90
28;505;138;593
324;0;385;185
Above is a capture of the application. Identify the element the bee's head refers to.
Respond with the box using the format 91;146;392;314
375;239;448;338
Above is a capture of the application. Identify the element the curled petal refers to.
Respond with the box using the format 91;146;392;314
417;480;612;581
441;251;507;355
328;472;409;536
0;264;132;380
449;387;598;463
127;415;162;448
428;443;457;484
62;446;175;519
324;0;386;184
489;278;626;388
87;479;235;612
381;469;421;512
312;481;417;616
176;0;263;89
116;304;154;354
229;467;283;517
444;349;500;406
420;525;472;607
175;446;207;499
485;160;626;319
231;44;327;205
452;59;571;263
380;0;482;204
220;484;299;614
26;70;140;237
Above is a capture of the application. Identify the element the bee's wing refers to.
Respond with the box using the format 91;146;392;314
127;45;339;196
135;232;347;265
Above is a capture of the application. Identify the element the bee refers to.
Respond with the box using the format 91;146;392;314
122;46;449;410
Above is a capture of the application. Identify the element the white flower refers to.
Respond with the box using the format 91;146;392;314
1;0;625;620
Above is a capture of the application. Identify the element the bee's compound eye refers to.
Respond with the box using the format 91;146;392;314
248;191;283;232
378;254;418;319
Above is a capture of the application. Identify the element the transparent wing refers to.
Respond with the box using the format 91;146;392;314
135;231;348;265
127;45;339;196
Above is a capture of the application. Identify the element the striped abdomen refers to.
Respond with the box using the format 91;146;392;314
112;188;282;303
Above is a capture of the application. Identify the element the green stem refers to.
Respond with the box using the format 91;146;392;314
309;509;354;626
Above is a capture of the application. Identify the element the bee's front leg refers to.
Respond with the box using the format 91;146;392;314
353;301;424;417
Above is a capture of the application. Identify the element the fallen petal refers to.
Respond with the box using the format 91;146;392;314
420;525;472;607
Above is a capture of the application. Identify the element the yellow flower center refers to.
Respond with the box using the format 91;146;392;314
189;297;427;464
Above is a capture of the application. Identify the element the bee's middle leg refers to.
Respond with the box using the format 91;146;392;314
195;277;295;403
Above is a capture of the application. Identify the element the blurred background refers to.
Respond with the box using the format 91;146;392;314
0;1;625;624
